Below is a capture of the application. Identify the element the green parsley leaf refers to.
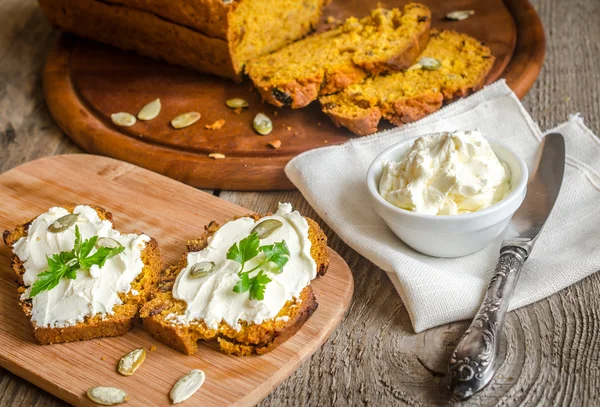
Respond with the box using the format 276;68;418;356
29;228;126;298
233;272;251;294
30;252;78;297
229;232;290;301
259;240;290;274
249;271;271;301
80;235;98;259
79;245;125;269
226;232;260;272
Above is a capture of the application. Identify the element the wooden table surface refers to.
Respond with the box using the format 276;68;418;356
1;0;599;406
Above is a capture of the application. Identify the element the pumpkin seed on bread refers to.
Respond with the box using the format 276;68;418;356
319;30;495;136
246;3;431;108
140;211;329;356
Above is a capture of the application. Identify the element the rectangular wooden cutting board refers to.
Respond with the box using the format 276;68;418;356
0;154;354;406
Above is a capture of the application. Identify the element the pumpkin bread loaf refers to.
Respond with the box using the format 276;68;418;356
319;30;495;136
246;3;431;108
141;212;329;356
3;204;161;344
39;0;330;81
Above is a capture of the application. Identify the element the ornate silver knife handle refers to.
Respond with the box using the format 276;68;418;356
448;246;527;400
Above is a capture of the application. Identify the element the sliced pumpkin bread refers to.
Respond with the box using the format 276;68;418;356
319;29;495;136
140;205;329;356
246;3;431;108
2;204;161;344
39;0;331;81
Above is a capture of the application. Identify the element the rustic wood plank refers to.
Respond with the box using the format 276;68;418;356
1;0;600;406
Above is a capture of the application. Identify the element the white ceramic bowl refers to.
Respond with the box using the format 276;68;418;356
366;136;528;258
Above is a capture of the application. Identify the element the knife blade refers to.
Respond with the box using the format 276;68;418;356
448;133;566;400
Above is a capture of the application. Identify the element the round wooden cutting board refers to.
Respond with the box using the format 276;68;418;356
43;0;545;191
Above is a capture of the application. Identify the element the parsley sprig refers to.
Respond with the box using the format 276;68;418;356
227;232;290;301
29;226;125;298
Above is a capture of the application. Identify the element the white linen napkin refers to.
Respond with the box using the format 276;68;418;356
285;80;600;333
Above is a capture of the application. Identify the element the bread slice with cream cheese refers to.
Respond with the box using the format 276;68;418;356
2;204;161;344
140;203;329;356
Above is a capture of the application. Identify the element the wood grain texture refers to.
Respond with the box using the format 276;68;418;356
0;0;599;406
0;155;353;407
39;0;542;191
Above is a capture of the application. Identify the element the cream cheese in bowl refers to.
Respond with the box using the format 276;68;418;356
366;130;528;257
379;130;512;215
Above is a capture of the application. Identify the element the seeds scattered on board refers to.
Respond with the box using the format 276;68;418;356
170;369;206;404
268;140;282;149
205;119;225;130
137;98;161;121
253;113;273;135
252;219;283;239
418;57;442;70
111;112;136;127
96;237;123;249
445;10;475;21
226;98;249;109
208;153;226;159
118;348;146;376
189;261;216;278
171;112;201;129
48;214;78;233
87;387;128;406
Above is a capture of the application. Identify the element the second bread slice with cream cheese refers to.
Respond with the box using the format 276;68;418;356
140;203;329;356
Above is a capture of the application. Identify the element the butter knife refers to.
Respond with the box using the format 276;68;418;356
448;133;566;400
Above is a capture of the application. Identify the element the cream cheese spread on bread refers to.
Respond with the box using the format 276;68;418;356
379;130;511;215
13;205;149;328
169;203;317;331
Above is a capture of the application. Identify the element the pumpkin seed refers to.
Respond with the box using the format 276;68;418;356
111;112;136;127
96;237;123;249
446;10;475;21
137;98;161;120
189;261;216;278
253;113;273;135
171;112;201;129
48;214;78;233
87;387;128;405
406;63;422;71
252;219;283;239
208;153;226;159
170;369;205;404
226;98;249;109
418;57;442;70
118;348;146;376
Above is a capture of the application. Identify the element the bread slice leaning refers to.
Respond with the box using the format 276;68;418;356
2;204;161;344
140;214;329;356
246;3;431;108
319;30;495;136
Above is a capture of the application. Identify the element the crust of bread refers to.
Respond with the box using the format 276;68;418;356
140;213;329;356
2;204;162;345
